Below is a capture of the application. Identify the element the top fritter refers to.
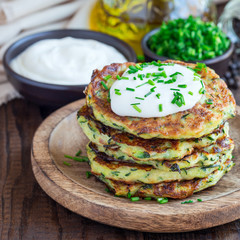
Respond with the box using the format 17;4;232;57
85;60;236;139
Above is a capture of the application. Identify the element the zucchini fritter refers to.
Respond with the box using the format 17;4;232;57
85;60;235;139
78;105;230;162
90;137;234;170
97;159;234;199
87;141;233;184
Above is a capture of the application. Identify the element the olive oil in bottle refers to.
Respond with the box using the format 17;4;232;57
89;0;174;55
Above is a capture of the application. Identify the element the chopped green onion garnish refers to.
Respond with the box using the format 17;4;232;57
103;75;111;80
64;154;88;162
170;88;180;91
140;62;149;68
151;61;162;66
197;199;202;202
135;63;143;70
100;81;108;90
205;99;213;104
156;93;161;99
207;136;214;141
157;197;168;204
147;79;155;85
157;80;164;83
144;197;152;200
150;86;157;92
86;171;92;178
194;72;201;78
158;67;164;71
188;91;193;95
75;150;82;156
146;73;151;78
152;71;167;78
131;103;140;105
138;73;145;80
131;197;140;202
199;87;206;94
126;87;135;92
195;62;207;72
153;77;160;81
171;95;178;104
170;72;183;77
178;84;187;88
128;70;137;74
132;105;142;113
63;161;71;166
136;82;148;88
164;78;176;84
176;101;182;107
128;65;138;74
159;104;163;112
144;91;152;98
117;75;121;80
127;192;131;198
133;77;137;80
129;65;138;70
135;97;144;100
181;200;193;204
178;92;185;105
121;76;129;80
171;92;185;107
114;89;120;95
151;72;161;76
161;63;174;66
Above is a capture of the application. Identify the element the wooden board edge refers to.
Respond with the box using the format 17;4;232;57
31;100;240;233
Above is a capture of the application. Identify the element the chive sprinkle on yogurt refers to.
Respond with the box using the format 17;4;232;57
110;61;205;118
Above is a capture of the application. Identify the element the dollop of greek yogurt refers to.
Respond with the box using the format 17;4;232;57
110;62;205;118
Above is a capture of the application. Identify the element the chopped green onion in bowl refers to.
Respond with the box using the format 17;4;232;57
147;16;230;62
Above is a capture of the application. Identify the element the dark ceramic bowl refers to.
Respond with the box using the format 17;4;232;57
142;28;234;77
3;29;137;106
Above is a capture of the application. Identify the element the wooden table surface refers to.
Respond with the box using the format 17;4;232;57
0;88;240;240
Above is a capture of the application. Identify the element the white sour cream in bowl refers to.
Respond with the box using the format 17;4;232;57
10;37;127;85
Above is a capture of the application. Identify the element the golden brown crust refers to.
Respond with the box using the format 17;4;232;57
99;174;198;199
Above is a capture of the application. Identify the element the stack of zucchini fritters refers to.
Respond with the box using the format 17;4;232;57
78;60;236;199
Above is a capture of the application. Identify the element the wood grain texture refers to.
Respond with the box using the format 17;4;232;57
1;99;240;239
31;99;240;233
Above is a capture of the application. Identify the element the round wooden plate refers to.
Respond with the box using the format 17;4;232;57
31;99;240;233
